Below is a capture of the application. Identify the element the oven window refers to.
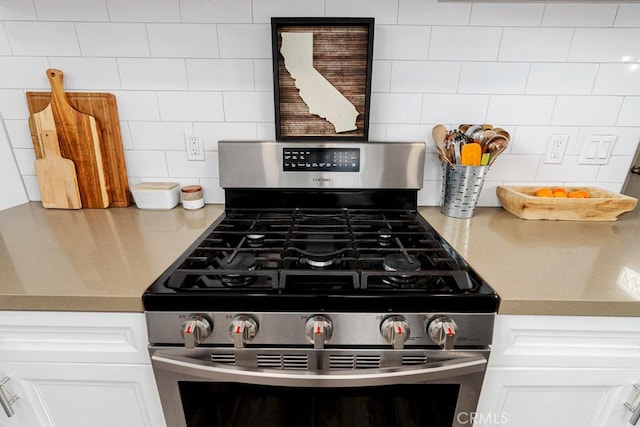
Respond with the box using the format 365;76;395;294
179;382;458;427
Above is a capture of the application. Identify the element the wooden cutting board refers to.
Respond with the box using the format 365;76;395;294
34;130;82;209
28;69;109;208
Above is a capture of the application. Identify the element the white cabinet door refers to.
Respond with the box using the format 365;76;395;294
477;367;640;427
0;361;165;427
0;371;30;427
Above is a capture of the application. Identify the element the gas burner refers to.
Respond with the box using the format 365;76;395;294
219;253;257;287
302;255;336;269
377;228;393;247
382;253;421;286
246;234;265;248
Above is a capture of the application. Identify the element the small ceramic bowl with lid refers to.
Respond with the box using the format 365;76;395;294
181;185;205;210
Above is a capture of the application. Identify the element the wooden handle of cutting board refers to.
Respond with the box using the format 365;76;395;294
46;69;109;208
35;130;82;209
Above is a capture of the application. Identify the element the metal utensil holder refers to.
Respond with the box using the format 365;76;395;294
440;164;489;218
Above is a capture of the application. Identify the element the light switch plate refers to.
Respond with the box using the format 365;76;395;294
578;134;616;165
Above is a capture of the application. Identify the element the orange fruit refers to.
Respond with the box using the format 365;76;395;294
535;188;553;197
551;187;567;194
576;189;590;198
553;191;567;198
568;191;585;198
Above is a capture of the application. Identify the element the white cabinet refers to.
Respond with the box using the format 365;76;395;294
477;315;640;427
0;311;165;427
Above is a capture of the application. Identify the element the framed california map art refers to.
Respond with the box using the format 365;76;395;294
271;17;374;141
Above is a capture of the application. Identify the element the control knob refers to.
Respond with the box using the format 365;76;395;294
380;315;410;349
228;315;259;349
428;316;458;350
304;315;333;349
181;315;212;349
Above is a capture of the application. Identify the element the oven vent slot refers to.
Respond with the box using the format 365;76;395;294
329;354;381;370
257;354;308;370
402;355;428;365
211;353;236;365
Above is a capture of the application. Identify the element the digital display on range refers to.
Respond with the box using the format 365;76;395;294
283;148;360;172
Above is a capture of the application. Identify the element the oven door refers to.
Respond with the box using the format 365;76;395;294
150;347;488;427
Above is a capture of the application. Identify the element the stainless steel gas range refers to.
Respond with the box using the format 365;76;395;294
143;140;499;427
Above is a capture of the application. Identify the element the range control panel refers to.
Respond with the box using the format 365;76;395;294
283;148;360;172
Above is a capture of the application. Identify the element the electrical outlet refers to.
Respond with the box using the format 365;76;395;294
578;134;616;165
544;134;569;164
185;130;204;161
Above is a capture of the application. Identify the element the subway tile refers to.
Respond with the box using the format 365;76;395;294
499;28;572;62
371;60;392;93
477;180;501;207
487;95;555;126
0;90;28;120
370;93;422;124
0;57;50;89
526;63;598;95
252;0;325;23
118;122;133;150
576;127;640;156
368;124;387;140
223;92;274;122
254;59;274;92
0;0;36;20
593;64;640;96
76;23;149;57
217;24;271;59
551;96;623;126
399;0;471;26
111;91;160;121
118;58;188;90
326;0;398;25
470;3;544;27
569;29;640;63
421;94;489;125
5;22;80;56
511;126;579;156
194;122;258;150
0;26;11;55
256;122;276;140
597;156;634;183
200;178;224;203
542;4;617;27
147;24;219;58
22;175;40;201
158;91;224;122
374;25;430;60
485;155;539;181
429;27;501;61
390;61;460;94
423;153;444;181
166;150;219;178
128;122;190;151
417;180;442;207
386;124;432;142
458;62;529;95
47;58;121;90
13;148;35;176
33;0;108;21
181;0;251;23
536;157;599;182
617;97;640;126
124;150;168;177
4;119;32;149
186;59;254;91
614;4;640;27
107;0;180;22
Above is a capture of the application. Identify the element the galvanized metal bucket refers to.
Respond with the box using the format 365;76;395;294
440;164;489;218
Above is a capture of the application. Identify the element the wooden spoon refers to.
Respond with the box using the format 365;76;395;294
432;124;453;166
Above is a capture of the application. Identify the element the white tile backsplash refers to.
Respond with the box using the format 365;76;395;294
5;22;80;56
429;27;501;61
33;0;108;22
76;23;149;57
0;0;638;209
147;24;219;58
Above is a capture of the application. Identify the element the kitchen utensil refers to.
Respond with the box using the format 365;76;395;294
432;124;453;167
485;135;509;166
480;130;496;148
464;125;484;142
34;130;82;209
27;91;131;207
28;69;109;208
461;142;482;166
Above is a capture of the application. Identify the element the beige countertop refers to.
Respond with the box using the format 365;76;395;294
0;203;223;312
419;207;640;317
1;202;638;316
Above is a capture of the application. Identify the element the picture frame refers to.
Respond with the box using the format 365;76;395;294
271;17;374;141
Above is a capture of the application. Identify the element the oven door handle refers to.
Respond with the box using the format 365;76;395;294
151;353;487;387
